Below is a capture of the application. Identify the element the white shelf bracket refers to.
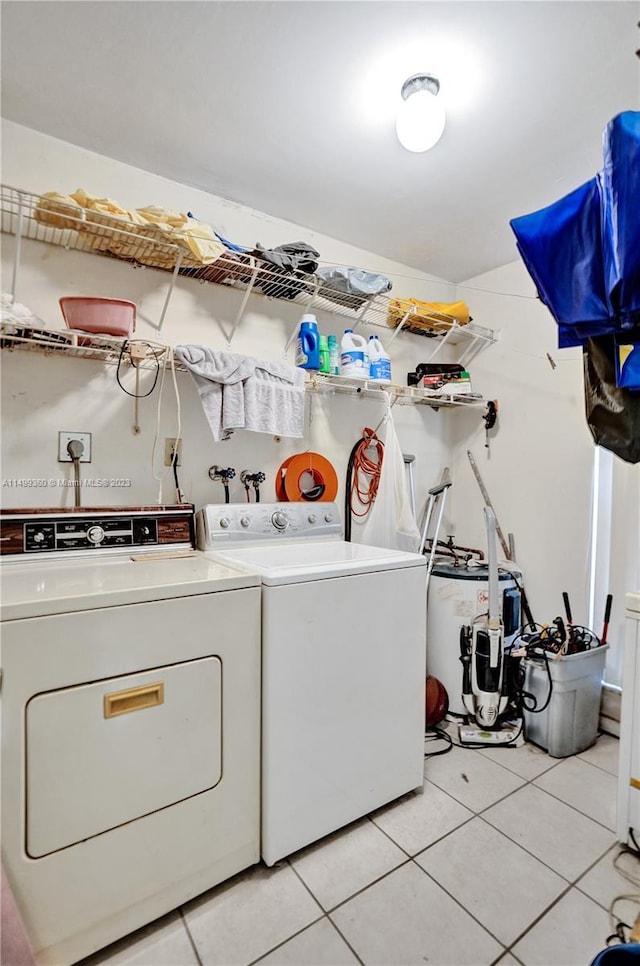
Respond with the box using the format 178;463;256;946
156;252;183;332
306;277;321;313
458;335;489;369
424;321;459;363
10;191;25;300
227;258;260;346
386;307;415;347
351;300;373;330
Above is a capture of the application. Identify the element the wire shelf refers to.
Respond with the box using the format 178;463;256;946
0;323;177;371
0;326;487;411
306;373;487;409
1;185;498;352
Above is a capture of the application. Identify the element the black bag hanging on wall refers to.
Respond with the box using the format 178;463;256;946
583;336;640;464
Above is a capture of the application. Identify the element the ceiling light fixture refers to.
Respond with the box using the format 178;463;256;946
396;73;446;153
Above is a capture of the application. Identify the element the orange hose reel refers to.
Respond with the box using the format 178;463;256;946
275;453;339;503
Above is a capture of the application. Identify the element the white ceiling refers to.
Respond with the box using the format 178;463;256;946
1;1;638;282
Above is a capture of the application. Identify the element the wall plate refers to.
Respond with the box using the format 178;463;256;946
164;438;181;466
58;432;92;462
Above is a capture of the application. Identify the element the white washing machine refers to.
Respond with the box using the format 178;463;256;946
0;506;261;965
197;502;427;866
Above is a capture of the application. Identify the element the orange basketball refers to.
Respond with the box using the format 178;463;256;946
425;675;449;727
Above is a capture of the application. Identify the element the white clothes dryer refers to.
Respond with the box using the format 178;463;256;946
197;502;427;866
0;505;261;965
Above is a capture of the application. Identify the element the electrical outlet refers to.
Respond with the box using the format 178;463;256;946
58;432;92;462
164;438;182;466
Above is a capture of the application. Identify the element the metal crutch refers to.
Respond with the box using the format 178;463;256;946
419;468;453;591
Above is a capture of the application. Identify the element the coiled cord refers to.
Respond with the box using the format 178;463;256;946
344;428;384;541
350;428;383;515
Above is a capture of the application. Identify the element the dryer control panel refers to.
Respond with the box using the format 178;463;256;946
0;505;195;557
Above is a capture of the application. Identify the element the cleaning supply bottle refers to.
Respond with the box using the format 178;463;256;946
318;334;330;374
328;334;340;375
340;329;369;379
368;334;392;383
296;314;320;370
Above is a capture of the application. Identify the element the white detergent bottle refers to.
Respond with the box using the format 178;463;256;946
368;335;392;383
340;329;369;379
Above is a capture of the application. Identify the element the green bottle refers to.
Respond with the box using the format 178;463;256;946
318;334;330;374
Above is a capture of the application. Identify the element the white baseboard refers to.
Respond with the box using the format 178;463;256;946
600;685;621;736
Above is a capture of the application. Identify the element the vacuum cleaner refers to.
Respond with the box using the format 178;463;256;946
459;506;523;744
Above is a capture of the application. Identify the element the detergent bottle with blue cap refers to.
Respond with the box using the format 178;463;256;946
340;329;369;379
296;314;320;370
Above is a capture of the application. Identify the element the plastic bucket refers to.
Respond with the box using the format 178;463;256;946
59;297;136;338
523;645;608;757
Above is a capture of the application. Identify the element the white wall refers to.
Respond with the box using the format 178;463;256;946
1;121;455;527
448;260;594;623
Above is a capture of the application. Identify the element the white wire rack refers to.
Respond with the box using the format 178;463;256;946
0;324;176;371
1;184;498;360
306;372;487;409
0;325;489;411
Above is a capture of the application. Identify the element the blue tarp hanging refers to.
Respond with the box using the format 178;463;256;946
601;111;640;331
511;111;640;462
510;110;640;349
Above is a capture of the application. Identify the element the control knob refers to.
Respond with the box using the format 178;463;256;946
307;514;317;524
271;510;289;531
240;517;250;528
324;513;333;523
87;525;105;545
33;531;45;544
219;517;231;529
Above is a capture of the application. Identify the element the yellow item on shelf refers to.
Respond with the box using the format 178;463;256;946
33;188;228;270
33;192;85;230
176;221;226;265
387;298;471;336
71;189;143;225
136;206;190;230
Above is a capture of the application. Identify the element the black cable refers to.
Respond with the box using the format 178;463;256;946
172;460;184;503
344;433;367;542
509;627;554;715
424;727;453;757
116;340;161;398
223;482;229;504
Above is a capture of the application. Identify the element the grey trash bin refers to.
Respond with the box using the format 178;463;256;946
523;645;609;757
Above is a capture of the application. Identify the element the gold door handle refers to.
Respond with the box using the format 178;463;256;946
104;682;164;718
630;777;640;792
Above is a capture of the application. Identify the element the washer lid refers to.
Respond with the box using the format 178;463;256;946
206;540;426;585
0;553;259;620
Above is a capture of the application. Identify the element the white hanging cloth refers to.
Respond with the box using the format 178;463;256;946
361;394;421;553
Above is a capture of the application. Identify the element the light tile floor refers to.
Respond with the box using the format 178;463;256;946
80;731;639;966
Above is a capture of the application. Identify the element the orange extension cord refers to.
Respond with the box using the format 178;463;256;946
350;427;384;518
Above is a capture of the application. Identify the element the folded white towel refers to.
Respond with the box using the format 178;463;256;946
175;345;305;441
